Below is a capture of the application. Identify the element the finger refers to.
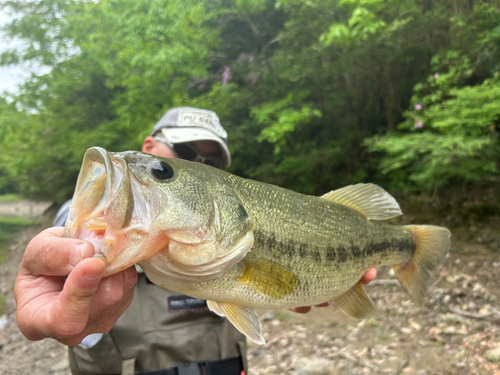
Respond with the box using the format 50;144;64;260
360;267;377;284
314;303;329;308
48;257;106;341
290;306;312;314
22;227;95;276
122;266;139;290
93;266;137;309
88;267;138;332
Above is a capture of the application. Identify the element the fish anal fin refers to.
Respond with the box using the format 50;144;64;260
207;300;265;345
394;225;450;306
321;183;402;220
332;281;376;319
237;259;299;299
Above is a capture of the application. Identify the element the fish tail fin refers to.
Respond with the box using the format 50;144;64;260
394;225;450;306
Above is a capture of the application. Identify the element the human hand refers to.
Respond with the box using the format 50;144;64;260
290;267;377;313
14;227;138;346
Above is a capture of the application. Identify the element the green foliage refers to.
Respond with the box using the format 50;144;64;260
1;0;500;201
0;194;23;203
320;0;395;47
252;92;322;153
367;3;500;191
0;55;134;201
0;98;27;195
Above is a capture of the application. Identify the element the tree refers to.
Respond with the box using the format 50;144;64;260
1;0;499;202
366;3;500;193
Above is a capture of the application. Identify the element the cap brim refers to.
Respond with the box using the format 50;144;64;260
160;128;231;168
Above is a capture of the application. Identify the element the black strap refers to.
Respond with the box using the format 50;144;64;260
206;356;243;375
138;356;244;375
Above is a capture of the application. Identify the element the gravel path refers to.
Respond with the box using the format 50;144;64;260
1;217;499;374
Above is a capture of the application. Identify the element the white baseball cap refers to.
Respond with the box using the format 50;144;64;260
151;107;231;168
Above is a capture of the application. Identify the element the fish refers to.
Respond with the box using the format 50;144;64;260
64;147;451;345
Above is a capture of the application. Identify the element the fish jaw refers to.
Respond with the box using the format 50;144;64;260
139;230;254;284
63;147;164;275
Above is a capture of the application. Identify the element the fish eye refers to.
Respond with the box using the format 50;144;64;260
151;161;174;181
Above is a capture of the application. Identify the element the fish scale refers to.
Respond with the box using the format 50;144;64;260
65;147;451;345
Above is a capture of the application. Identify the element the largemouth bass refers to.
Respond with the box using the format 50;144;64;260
64;147;451;344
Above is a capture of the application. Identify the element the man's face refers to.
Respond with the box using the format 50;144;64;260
142;137;221;166
146;137;177;158
191;141;222;165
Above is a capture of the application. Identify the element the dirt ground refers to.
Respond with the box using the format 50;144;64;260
0;212;499;375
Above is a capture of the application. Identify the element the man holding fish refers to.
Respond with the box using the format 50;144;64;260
14;106;379;374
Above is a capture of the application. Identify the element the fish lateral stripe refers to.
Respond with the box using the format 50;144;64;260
252;229;414;266
252;230;303;259
326;247;337;262
298;244;307;258
312;249;322;262
252;229;338;263
361;237;416;259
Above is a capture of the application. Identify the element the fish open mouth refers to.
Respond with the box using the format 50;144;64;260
64;147;163;276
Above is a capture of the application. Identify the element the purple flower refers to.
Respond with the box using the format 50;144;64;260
222;66;231;86
414;122;424;129
434;73;440;79
414;103;422;111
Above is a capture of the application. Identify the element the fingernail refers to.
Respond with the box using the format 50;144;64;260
93;253;107;263
69;243;93;267
83;263;105;281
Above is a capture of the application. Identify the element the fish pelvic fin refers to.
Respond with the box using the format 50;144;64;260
237;258;299;299
394;225;451;306
207;300;265;345
332;281;376;319
321;183;402;220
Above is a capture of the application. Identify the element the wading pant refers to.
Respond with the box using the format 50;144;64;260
68;273;247;375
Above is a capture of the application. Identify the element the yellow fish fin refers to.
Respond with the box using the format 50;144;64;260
394;225;450;306
237;258;299;299
332;281;376;319
206;300;226;317
206;300;265;345
321;183;402;220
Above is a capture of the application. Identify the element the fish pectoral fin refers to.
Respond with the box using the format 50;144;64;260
207;301;265;345
332;281;376;319
321;183;402;220
237;259;299;299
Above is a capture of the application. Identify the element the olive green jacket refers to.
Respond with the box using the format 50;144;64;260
68;273;247;375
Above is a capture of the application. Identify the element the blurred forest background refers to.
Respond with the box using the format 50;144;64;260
1;2;500;374
0;0;499;213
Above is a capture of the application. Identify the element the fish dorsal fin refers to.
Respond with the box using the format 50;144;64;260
321;183;402;220
237;258;299;299
207;301;265;345
332;281;376;319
